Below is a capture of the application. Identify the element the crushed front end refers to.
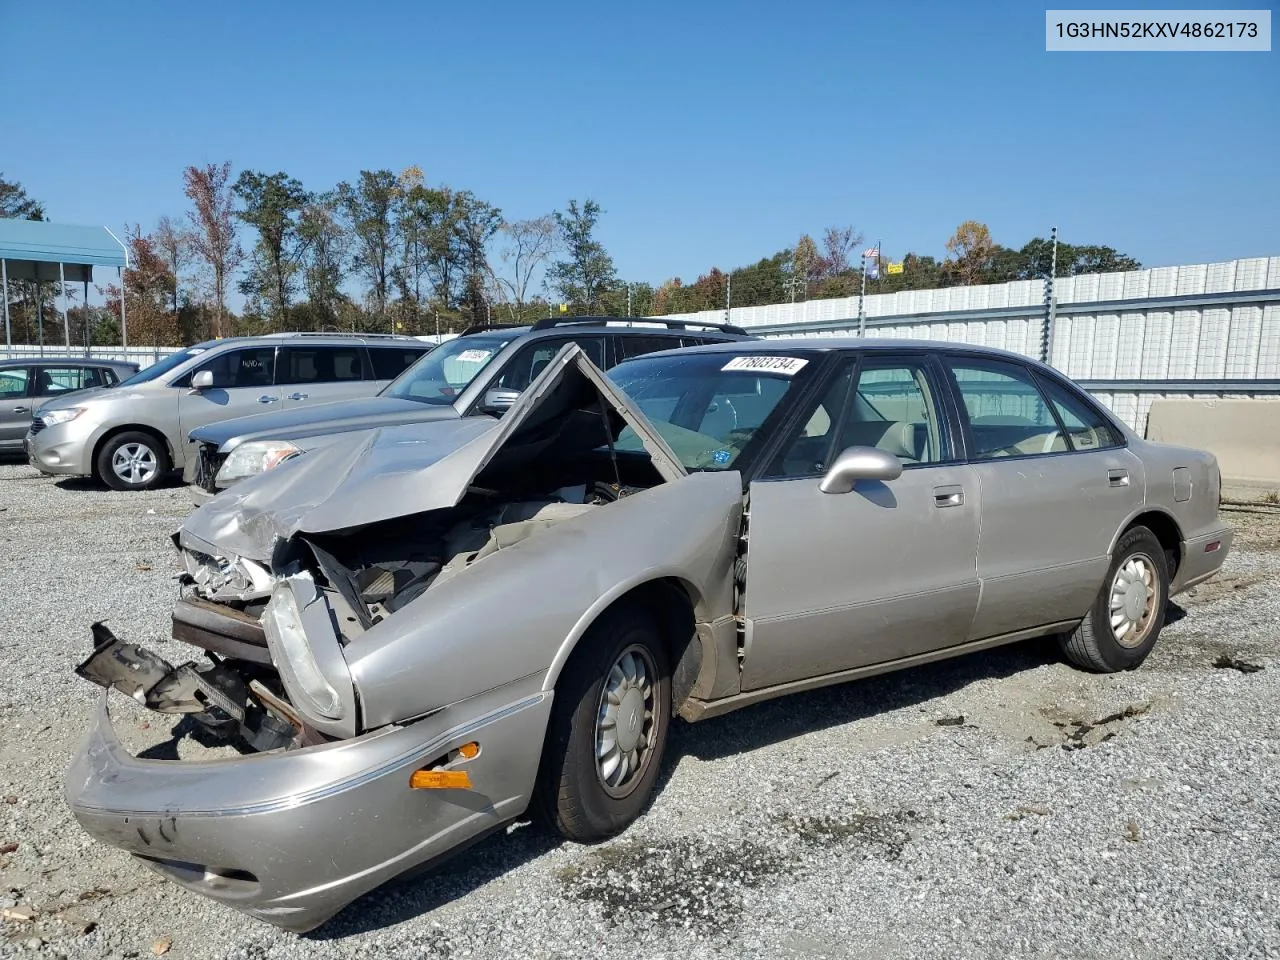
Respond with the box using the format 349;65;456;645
65;537;552;932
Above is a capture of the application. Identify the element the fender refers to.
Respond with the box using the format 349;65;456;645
345;471;744;730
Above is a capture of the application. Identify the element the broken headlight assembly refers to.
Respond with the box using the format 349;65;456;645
184;549;273;601
264;576;345;722
215;440;303;487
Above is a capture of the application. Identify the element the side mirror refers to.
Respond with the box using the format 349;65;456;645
819;445;903;494
190;370;214;391
480;387;520;414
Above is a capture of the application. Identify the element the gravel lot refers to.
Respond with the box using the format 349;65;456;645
1;461;1278;960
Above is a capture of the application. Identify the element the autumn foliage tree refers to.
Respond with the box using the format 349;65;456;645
103;228;182;347
184;162;243;338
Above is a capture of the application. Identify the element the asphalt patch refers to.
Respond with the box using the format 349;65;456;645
1033;703;1152;750
773;810;920;860
1213;654;1264;674
560;837;791;930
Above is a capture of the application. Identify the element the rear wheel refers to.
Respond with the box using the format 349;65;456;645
1060;525;1168;672
96;431;171;491
535;606;671;842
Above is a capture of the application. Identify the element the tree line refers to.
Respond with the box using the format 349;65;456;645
0;170;1140;348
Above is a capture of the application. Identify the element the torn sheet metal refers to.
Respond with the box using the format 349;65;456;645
180;344;686;561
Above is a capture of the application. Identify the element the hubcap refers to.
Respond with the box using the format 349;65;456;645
595;644;658;798
112;442;158;486
1109;553;1159;648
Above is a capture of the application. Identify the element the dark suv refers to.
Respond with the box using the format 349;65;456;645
187;316;751;494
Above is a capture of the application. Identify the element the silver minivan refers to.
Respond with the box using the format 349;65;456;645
26;333;430;490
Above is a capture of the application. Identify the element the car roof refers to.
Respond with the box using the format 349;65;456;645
0;356;136;368
455;316;749;342
644;335;1047;366
184;333;427;351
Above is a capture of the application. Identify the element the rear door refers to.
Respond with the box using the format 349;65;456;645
0;366;33;446
741;352;981;689
941;354;1144;639
277;344;371;410
177;346;282;437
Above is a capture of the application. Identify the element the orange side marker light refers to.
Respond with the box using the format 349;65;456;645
409;770;473;790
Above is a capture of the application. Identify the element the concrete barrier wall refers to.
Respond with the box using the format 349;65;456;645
1145;398;1280;500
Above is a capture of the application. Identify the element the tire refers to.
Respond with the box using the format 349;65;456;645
1060;525;1169;673
534;605;671;843
96;431;171;491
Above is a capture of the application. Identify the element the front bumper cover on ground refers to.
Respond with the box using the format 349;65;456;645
66;678;552;932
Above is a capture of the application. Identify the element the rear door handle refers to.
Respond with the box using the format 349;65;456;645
258;395;279;404
287;392;309;401
1108;468;1130;487
12;406;28;414
933;484;965;507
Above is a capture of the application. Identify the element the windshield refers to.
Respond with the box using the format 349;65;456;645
381;334;516;405
607;351;812;471
117;348;208;387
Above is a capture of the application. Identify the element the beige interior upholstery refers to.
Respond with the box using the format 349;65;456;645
841;420;928;462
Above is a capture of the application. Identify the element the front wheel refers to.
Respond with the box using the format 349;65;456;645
96;431;171;491
535;606;671;842
1060;525;1169;672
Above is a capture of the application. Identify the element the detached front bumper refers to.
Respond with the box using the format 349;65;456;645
66;684;552;932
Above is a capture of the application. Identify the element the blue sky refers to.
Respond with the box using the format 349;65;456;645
3;0;1277;290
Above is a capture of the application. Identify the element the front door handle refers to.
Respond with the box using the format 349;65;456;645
287;392;309;401
12;406;28;414
1108;468;1130;487
933;484;965;508
257;395;279;404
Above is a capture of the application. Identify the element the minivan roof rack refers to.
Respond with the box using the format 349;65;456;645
259;331;419;341
528;315;749;336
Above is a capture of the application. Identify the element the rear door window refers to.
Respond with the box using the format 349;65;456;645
276;346;366;385
0;368;30;400
1034;373;1125;450
945;358;1067;459
369;346;429;380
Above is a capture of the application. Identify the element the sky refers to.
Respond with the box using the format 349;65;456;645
2;0;1278;294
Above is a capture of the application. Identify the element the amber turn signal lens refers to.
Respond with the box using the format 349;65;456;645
409;770;473;790
457;741;480;759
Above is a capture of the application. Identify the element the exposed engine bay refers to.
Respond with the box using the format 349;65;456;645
77;386;672;757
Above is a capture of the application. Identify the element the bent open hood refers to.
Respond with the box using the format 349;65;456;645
180;344;686;561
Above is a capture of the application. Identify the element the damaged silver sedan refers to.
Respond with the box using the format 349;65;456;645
66;340;1232;932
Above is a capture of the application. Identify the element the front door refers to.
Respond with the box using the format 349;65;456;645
741;355;981;691
177;347;282;445
0;366;33;447
941;355;1146;639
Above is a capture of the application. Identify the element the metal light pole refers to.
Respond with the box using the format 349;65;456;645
1;259;9;349
724;272;731;325
857;252;867;337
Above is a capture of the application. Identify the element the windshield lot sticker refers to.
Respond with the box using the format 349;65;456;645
721;356;808;376
457;349;493;364
712;449;733;465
